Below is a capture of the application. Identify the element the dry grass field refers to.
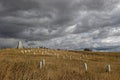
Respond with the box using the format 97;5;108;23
0;48;120;80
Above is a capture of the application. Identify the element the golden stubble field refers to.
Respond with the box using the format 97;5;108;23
0;48;120;80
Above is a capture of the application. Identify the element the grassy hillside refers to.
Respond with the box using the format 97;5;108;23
0;48;120;80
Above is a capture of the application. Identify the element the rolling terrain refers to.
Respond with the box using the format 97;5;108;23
0;48;120;80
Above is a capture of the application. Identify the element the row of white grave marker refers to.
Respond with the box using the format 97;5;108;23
39;60;111;73
62;55;72;60
83;63;111;73
20;49;88;60
20;49;111;73
20;49;88;61
20;49;58;56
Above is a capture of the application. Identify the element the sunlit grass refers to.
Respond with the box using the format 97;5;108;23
0;48;120;80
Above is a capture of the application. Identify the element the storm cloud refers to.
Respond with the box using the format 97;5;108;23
0;0;120;51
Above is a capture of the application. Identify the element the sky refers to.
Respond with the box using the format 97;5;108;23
0;0;120;51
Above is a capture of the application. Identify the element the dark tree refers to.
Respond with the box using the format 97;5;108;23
84;48;92;51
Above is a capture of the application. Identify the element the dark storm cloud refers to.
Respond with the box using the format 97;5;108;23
0;0;39;12
0;0;120;51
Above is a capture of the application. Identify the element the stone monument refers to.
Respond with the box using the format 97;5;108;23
17;41;23;49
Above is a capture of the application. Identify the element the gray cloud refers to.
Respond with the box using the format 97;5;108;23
0;0;120;51
0;38;19;48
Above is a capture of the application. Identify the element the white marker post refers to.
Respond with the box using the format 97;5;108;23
106;64;111;73
70;55;72;60
41;52;44;55
84;63;88;71
40;61;43;69
42;59;45;67
63;56;65;59
80;57;82;60
33;52;36;55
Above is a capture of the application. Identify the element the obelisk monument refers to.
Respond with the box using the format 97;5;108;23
17;41;23;49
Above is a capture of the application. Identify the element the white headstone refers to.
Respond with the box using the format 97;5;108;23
69;55;72;60
63;56;65;59
40;61;43;69
42;59;45;67
42;52;44;55
80;57;82;60
21;50;24;54
33;52;36;55
25;50;27;53
84;63;88;71
106;64;111;73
